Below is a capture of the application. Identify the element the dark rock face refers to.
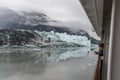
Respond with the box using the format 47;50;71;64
0;30;36;46
90;37;100;44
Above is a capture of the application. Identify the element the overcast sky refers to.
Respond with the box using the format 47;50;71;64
0;0;100;40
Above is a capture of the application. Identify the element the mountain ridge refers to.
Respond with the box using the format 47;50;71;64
0;7;99;44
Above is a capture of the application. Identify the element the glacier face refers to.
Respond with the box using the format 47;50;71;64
34;30;91;47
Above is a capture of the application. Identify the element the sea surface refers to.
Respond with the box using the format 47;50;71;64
0;47;98;80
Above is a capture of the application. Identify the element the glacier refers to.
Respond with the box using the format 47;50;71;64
0;30;91;48
34;30;91;47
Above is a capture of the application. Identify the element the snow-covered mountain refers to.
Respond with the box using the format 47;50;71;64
0;7;55;29
0;7;99;45
0;7;88;35
0;30;91;48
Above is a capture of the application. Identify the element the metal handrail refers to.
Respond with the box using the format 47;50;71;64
93;56;101;80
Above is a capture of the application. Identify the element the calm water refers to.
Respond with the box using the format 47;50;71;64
0;48;97;80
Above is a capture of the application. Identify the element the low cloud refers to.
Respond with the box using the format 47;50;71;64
0;0;100;39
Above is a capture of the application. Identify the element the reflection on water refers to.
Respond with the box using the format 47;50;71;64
0;48;91;80
0;48;90;63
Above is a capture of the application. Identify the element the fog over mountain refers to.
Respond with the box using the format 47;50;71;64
0;0;100;40
0;7;90;36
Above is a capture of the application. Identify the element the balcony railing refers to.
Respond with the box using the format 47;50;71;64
93;56;101;80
